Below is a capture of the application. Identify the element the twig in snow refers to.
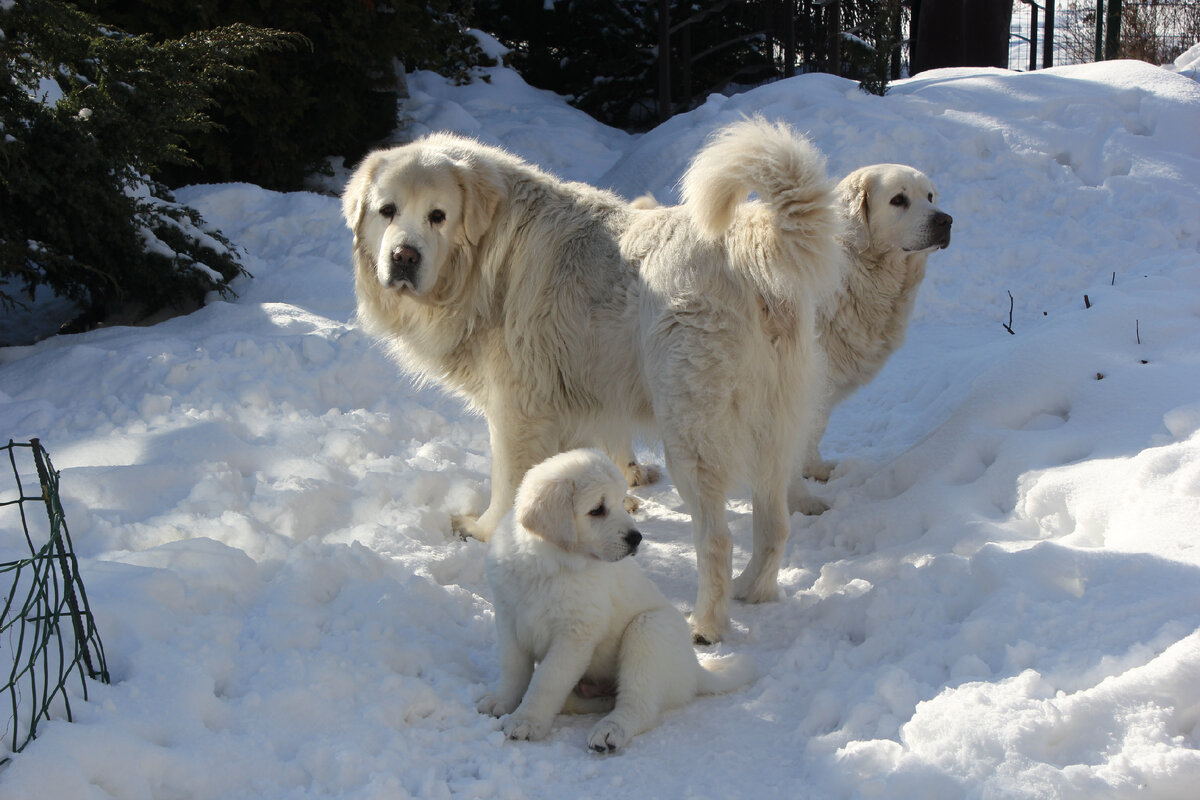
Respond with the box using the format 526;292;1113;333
1002;291;1015;335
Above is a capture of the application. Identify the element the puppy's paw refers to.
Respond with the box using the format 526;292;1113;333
502;714;551;742
451;514;490;542
587;719;629;753
622;494;641;514
476;694;517;718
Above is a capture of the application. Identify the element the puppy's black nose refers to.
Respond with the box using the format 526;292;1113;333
933;211;953;230
388;245;421;288
624;530;642;550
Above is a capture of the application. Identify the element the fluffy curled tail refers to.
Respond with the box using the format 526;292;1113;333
696;653;758;696
681;117;836;243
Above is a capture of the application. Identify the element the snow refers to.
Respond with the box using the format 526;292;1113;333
3;49;1200;798
1168;41;1200;80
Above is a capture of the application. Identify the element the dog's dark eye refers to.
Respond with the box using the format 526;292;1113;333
927;192;934;202
890;194;909;208
428;209;446;225
587;502;606;518
379;203;396;219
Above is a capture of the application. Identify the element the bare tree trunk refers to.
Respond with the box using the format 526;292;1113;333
1104;0;1123;60
911;0;1013;74
658;0;671;123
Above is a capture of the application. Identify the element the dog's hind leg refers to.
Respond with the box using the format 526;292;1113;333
733;447;792;604
688;496;734;645
666;449;734;645
799;400;837;482
586;608;697;753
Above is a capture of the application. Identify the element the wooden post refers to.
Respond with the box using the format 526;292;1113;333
1028;3;1039;71
1104;0;1122;60
1043;0;1055;68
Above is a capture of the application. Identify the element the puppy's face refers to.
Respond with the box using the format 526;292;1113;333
844;165;953;254
516;450;643;563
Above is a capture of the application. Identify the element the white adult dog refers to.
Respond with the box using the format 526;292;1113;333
477;449;757;752
343;118;844;643
792;164;952;496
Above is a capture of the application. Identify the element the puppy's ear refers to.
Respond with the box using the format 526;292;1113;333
838;169;871;252
342;150;383;232
453;159;503;247
517;477;577;550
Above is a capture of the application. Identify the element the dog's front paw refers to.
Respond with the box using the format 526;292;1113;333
688;613;727;646
502;714;551;742
476;693;517;718
732;569;780;604
451;514;490;542
787;486;829;516
623;460;661;488
804;459;836;482
587;719;629;753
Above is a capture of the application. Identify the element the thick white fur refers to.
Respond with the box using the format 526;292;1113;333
344;117;844;643
478;450;757;752
790;164;952;501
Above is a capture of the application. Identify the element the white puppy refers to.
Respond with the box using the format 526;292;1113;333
478;449;757;752
793;164;952;494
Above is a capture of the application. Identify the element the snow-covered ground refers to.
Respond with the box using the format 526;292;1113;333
2;40;1200;798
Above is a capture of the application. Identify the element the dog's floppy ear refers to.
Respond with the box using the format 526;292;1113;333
342;150;385;232
517;476;577;550
452;158;503;247
838;168;872;253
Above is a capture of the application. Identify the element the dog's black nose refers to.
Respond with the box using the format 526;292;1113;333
932;212;952;248
624;530;642;550
388;245;421;288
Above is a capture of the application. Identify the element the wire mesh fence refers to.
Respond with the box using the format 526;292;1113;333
1;439;108;765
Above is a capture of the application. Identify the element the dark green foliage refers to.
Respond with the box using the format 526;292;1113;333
474;0;780;129
0;0;296;327
90;1;494;189
852;0;903;96
474;1;909;128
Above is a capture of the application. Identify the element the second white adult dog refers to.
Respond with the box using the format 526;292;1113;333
478;449;757;752
344;117;843;643
792;164;952;497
